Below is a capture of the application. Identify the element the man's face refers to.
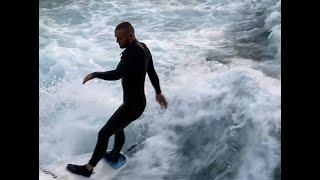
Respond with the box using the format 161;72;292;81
115;29;130;49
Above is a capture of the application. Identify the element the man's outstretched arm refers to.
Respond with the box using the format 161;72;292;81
83;58;128;84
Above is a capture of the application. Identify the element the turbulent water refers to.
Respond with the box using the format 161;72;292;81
39;0;281;179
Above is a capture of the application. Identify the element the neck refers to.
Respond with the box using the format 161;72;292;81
128;38;136;46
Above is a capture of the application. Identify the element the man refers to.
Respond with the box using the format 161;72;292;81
66;22;168;177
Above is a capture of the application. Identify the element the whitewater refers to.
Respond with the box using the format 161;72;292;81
39;0;281;179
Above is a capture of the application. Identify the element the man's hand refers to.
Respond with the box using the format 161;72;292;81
156;93;168;109
83;73;95;84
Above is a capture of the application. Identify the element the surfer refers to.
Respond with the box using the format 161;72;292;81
66;22;168;177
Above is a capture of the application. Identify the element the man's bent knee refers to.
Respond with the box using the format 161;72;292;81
98;128;112;139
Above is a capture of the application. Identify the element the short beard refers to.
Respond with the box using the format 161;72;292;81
123;39;130;48
119;38;130;49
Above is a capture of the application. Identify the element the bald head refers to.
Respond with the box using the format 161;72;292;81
115;22;135;35
115;22;136;49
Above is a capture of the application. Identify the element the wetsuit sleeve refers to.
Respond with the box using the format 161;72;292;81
146;48;162;94
93;58;128;81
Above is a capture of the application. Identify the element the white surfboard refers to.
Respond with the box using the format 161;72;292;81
39;152;127;180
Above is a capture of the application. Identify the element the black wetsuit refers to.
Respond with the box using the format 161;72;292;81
88;39;161;167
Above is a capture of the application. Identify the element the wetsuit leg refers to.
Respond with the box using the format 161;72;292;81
112;130;125;155
88;105;134;167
